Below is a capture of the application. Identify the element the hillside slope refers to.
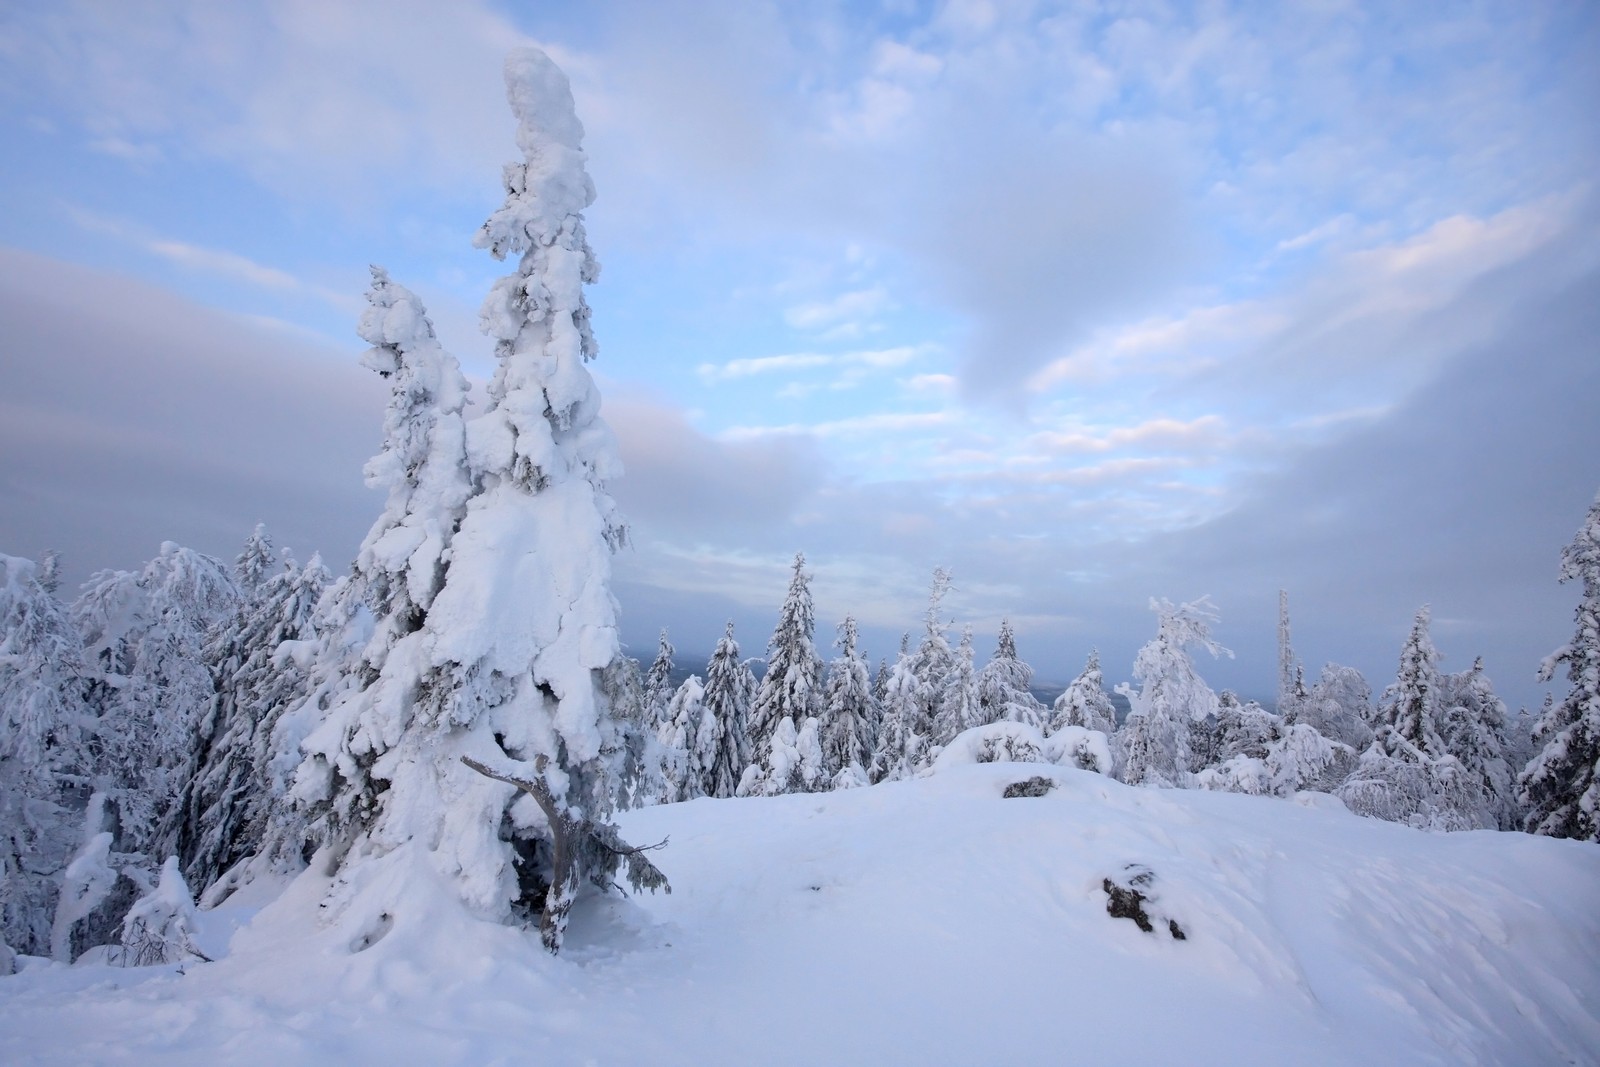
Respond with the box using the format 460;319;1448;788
2;764;1597;1065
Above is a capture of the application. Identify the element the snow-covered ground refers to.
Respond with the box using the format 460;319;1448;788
2;763;1596;1066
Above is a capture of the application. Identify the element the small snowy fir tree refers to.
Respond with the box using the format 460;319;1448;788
117;857;205;967
820;616;877;788
291;48;664;953
748;554;823;761
871;649;928;784
1049;649;1118;736
1520;491;1600;841
0;553;90;957
931;625;981;747
1374;607;1446;759
976;619;1045;730
643;629;677;735
1439;657;1517;830
1114;597;1230;787
658;675;709;804
234;524;279;598
739;715;825;797
702;623;757;799
908;569;956;745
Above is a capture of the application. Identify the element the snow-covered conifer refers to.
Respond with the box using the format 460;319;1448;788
1114;597;1230;787
1439;658;1516;830
72;543;240;864
976;619;1044;729
0;553;90;956
643;629;677;733
1520;491;1600;841
932;626;981;747
908;569;955;742
1049;649;1117;736
658;675;709;803
175;553;329;893
1375;607;1446;759
291;49;664;953
871;651;927;783
740;715;825;796
820;616;877;784
1301;664;1374;750
702;624;756;799
748;554;822;759
234;524;280;597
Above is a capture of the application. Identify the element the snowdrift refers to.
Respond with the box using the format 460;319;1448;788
2;765;1596;1065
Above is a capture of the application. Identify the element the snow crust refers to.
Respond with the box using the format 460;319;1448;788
3;767;1595;1065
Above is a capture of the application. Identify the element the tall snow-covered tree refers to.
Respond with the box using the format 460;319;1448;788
290;267;473;858
976;618;1044;729
234;524;280;597
1114;596;1230;788
174;552;329;895
1049;649;1117;736
820;616;877;786
1521;491;1600;841
748;554;822;759
291;49;664;953
702;623;756;799
0;553;90;958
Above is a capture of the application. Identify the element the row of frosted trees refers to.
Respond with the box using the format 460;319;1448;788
632;522;1600;846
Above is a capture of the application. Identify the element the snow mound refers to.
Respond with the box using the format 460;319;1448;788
1;766;1596;1065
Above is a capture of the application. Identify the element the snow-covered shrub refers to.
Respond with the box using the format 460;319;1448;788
118;858;204;967
930;722;1111;776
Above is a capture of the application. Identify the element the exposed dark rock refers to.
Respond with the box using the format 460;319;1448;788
1102;863;1186;940
1002;776;1056;798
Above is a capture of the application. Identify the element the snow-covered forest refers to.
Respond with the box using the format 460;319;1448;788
2;45;1598;1066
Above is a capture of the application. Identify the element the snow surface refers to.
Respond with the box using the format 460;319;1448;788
2;765;1597;1065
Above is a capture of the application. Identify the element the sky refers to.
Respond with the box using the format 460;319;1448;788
1;0;1596;709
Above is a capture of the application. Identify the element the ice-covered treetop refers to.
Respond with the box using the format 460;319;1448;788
471;46;616;492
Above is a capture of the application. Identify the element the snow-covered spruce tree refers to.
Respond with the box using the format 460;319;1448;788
1439;657;1517;830
930;625;980;748
0;553;90;958
1520;491;1600;841
1114;596;1230;788
1049;649;1117;736
702;623;756;799
174;552;329;896
748;553;822;764
1277;589;1302;721
292;49;664;953
1336;608;1480;831
1374;606;1446;759
289;268;472;858
643;629;677;736
234;524;279;599
871;648;927;784
657;675;709;804
977;618;1045;730
820;616;877;788
908;568;955;746
72;544;240;865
